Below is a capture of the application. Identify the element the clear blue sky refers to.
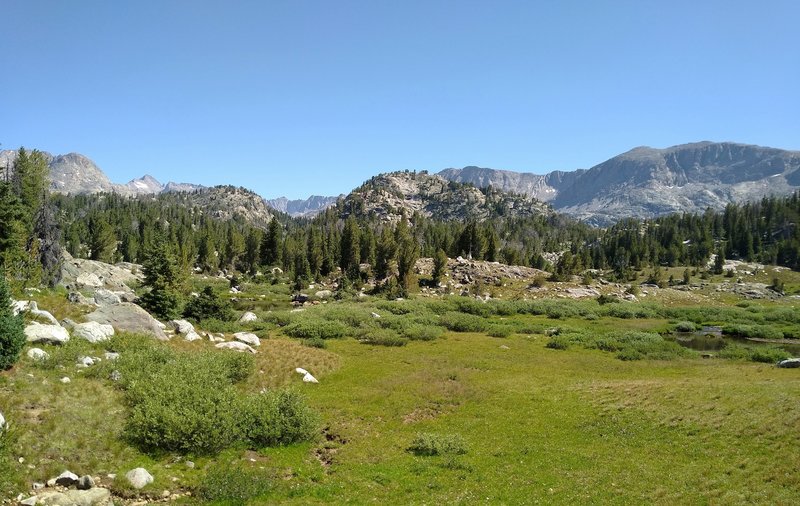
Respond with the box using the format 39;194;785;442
2;1;798;199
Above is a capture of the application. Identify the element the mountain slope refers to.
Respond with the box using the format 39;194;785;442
339;170;551;222
267;195;340;217
439;142;800;225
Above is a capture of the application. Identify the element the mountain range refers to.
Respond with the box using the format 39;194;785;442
2;141;799;225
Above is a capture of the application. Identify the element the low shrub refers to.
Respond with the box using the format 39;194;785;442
439;312;488;333
487;326;513;338
718;343;751;360
402;324;443;341
674;321;697;332
284;319;349;340
546;336;570;350
239;390;318;447
358;328;408;347
183;286;234;322
302;337;327;349
408;433;468;456
750;347;791;364
197;464;272;502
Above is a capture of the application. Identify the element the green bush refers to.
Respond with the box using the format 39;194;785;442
239;390;318;447
403;324;443;341
284;319;349;340
718;343;752;360
183;286;234;322
358;328;408;347
546;336;570;350
263;311;295;327
197;464;272;502
674;321;697;332
750;347;791;364
0;276;25;370
487;325;513;338
302;337;327;349
439;312;488;332
408;433;468;456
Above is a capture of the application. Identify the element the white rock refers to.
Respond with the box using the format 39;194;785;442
104;352;120;361
234;332;260;347
238;311;258;323
76;356;95;368
302;372;319;383
215;341;257;354
20;496;36;506
169;319;202;341
55;470;79;487
72;321;115;343
125;467;154;489
27;348;50;361
93;289;121;306
76;272;103;288
60;377;71;384
371;312;381;319
25;323;70;345
314;290;332;299
295;367;309;375
0;411;5;431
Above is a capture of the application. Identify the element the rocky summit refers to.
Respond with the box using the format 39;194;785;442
339;170;551;222
267;195;341;217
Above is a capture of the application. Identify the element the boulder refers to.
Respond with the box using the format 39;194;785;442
33;488;112;506
67;291;92;305
777;358;800;368
76;356;97;368
13;300;60;326
216;341;257;354
54;470;79;487
237;311;258;323
302;372;319;384
25;323;70;345
76;272;103;288
72;322;115;343
77;475;95;490
27;348;50;361
295;367;309;375
169;319;202;341
125;467;153;489
314;290;332;299
86;303;168;340
93;289;121;306
234;332;260;347
60;377;71;384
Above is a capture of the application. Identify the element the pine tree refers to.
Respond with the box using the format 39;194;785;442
88;216;117;262
395;216;418;293
261;219;283;267
0;272;25;370
432;248;448;286
340;216;361;279
139;239;184;320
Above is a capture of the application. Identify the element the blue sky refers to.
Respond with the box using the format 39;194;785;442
2;1;798;199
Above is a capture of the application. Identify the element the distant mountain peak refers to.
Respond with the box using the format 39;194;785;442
267;194;340;218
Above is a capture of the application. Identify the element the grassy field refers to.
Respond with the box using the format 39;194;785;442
2;289;800;504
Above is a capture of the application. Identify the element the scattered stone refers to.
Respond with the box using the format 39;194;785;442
777;358;800;368
500;345;510;350
125;467;154;489
72;322;115;343
295;367;309;375
371;312;381;319
237;311;258;323
60;377;71;384
55;470;80;487
185;461;195;469
77;475;95;490
215;341;257;354
76;272;103;288
27;348;50;361
32;482;45;491
110;370;122;382
162;490;171;498
302;372;319;384
565;287;600;298
234;332;260;347
314;290;332;299
169;319;202;341
86;303;168;340
104;352;120;361
25;323;70;345
0;411;5;431
67;292;91;305
20;496;37;506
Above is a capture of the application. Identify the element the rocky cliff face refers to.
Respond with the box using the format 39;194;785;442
439;142;800;225
185;186;275;229
340;171;551;222
267;195;340;217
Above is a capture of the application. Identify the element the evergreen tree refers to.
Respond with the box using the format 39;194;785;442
88;216;116;262
183;286;233;321
139;239;184;320
432;248;448;286
0;273;25;370
340;216;361;279
395;216;418;292
261;219;283;266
